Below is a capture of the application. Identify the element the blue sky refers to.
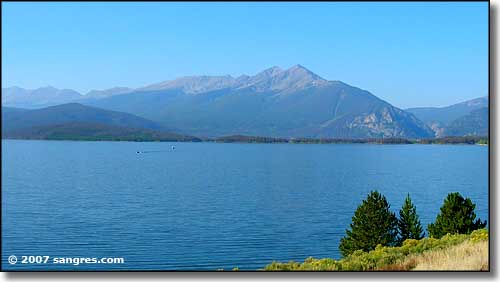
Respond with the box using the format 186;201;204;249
2;2;488;108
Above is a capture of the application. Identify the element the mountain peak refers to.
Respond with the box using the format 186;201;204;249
268;66;283;71
38;86;58;91
286;64;323;79
141;75;240;94
5;86;25;91
236;64;327;93
256;66;284;77
289;64;307;70
463;96;488;107
85;87;134;98
103;65;326;95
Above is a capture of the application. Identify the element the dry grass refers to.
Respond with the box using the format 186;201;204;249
404;239;488;271
264;229;489;271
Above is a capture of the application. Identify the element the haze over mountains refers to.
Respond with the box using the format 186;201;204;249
2;65;488;139
442;107;488;137
3;86;82;109
406;97;488;137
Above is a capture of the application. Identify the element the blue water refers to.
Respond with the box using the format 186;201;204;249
2;140;488;270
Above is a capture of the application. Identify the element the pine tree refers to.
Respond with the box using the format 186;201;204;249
398;194;424;244
428;192;486;238
339;191;398;257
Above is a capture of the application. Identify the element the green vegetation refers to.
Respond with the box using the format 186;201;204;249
264;191;487;271
212;135;488;145
398;194;424;244
477;138;488;145
416;136;488;145
339;191;398;256
263;229;488;271
428;192;487;238
213;135;289;143
213;136;414;144
288;137;413;144
3;122;202;142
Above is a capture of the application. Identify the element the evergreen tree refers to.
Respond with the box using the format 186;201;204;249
428;192;486;238
398;194;424;244
339;191;398;257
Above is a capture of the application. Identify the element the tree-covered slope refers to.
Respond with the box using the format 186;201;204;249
2;103;198;141
2;103;163;132
3;122;200;142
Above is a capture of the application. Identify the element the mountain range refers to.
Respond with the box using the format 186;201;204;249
2;65;488;139
406;97;488;137
2;86;82;109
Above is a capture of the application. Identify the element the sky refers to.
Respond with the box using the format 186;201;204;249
2;2;488;108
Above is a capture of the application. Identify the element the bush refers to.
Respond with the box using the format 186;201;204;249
339;191;398;257
263;229;488;271
428;192;486;238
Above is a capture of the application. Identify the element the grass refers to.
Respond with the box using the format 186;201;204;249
408;240;488;271
262;229;488;271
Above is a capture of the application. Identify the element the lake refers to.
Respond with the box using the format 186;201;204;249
1;140;488;270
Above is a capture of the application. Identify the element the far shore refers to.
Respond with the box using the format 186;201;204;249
1;135;489;146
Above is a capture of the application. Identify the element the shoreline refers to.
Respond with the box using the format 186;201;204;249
1;136;489;146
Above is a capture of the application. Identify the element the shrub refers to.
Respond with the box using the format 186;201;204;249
263;229;488;271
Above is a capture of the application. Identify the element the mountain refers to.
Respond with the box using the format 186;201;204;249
2;86;83;108
4;65;436;139
85;87;134;99
140;75;241;94
85;65;433;138
406;97;488;137
2;86;137;108
3;122;200;142
406;96;487;124
2;103;199;141
139;65;329;94
3;68;487;139
2;103;163;132
442;107;488;137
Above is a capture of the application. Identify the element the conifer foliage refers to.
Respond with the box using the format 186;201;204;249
339;191;398;257
398;194;424;244
427;192;486;238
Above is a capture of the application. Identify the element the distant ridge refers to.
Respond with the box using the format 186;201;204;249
2;103;199;142
3;122;201;142
442;107;488;137
3;65;486;139
2;86;82;108
406;97;488;137
2;103;163;131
